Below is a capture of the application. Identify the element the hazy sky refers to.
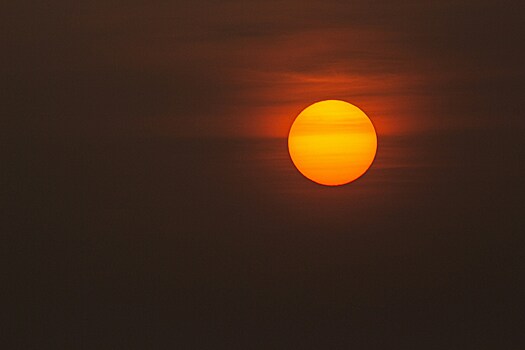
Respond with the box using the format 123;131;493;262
3;1;524;348
5;0;524;138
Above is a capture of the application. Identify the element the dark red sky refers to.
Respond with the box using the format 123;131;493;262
3;1;524;348
5;1;523;138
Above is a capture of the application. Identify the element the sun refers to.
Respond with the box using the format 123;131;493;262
288;100;377;186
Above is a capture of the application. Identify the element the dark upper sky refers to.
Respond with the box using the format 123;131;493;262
5;0;524;138
3;1;524;349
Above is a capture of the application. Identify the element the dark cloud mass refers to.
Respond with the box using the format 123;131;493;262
2;1;524;348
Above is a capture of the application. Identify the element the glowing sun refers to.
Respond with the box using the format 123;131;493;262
288;100;377;186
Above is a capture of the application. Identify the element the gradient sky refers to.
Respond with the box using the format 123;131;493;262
5;0;524;138
3;1;524;348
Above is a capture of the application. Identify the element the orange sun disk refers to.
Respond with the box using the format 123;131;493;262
288;100;377;186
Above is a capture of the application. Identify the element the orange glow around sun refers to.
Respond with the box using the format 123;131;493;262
288;100;377;186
